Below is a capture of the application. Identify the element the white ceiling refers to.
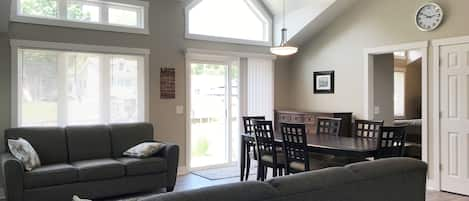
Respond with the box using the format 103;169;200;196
262;0;336;17
262;0;356;46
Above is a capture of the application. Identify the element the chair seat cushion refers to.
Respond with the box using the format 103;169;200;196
261;153;286;165
117;157;167;176
24;163;78;189
72;159;125;181
289;157;329;171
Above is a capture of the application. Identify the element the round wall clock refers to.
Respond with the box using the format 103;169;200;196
415;2;443;32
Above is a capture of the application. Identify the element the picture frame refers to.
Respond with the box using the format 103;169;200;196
313;71;335;94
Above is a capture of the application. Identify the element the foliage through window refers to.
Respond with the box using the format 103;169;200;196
13;0;148;34
17;48;146;126
186;0;272;45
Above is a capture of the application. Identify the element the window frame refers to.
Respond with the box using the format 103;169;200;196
10;39;150;127
10;0;149;34
393;70;406;119
185;0;273;46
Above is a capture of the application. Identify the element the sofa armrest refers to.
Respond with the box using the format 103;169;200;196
156;142;179;190
1;153;25;201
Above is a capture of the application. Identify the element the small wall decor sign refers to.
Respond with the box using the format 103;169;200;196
313;71;335;94
160;67;176;99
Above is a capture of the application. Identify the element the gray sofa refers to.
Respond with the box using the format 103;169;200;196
1;123;179;201
142;158;427;201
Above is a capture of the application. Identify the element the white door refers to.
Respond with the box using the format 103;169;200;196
188;60;240;170
440;43;469;196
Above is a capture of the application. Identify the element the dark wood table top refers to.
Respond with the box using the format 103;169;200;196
242;133;378;157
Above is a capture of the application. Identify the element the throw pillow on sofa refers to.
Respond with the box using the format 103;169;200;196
8;138;41;171
123;142;165;158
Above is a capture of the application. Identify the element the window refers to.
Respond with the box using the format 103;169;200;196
185;0;272;46
394;71;405;118
11;0;149;34
11;40;149;127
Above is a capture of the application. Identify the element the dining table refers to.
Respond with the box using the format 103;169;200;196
240;132;379;181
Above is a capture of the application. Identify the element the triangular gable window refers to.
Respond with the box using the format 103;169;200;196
186;0;272;46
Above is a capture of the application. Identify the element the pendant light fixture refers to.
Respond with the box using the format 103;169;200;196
270;0;298;56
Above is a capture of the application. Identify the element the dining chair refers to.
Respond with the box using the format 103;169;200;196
353;119;384;139
375;126;408;159
241;116;265;181
330;119;385;165
253;120;285;181
316;117;342;136
280;123;328;174
310;117;344;165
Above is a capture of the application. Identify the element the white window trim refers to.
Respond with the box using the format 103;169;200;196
184;0;273;47
10;39;150;127
10;0;150;35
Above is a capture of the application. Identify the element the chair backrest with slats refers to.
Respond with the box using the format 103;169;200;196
253;120;277;163
243;116;265;135
375;126;407;159
354;119;384;139
316;117;342;136
280;123;310;172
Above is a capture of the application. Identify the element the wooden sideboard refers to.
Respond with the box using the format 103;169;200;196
274;110;353;137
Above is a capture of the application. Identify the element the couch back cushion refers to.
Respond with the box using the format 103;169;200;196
109;123;154;158
66;125;112;162
5;127;68;165
141;181;278;201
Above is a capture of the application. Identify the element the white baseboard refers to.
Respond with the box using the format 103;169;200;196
177;166;188;176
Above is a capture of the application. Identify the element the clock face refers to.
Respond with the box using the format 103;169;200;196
416;3;443;31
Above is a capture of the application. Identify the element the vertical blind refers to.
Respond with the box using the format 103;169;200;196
245;57;274;120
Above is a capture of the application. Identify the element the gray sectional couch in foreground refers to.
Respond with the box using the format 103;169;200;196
1;123;179;201
142;158;427;201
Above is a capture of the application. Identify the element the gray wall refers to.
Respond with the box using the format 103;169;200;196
0;33;10;152
284;0;469;182
0;0;273;168
405;58;422;119
372;54;394;124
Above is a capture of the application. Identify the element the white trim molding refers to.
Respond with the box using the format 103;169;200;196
10;39;150;127
10;0;150;35
429;34;469;191
363;40;431;187
184;0;273;46
186;48;276;60
177;166;188;176
10;39;150;55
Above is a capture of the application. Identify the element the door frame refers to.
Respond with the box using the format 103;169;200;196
363;40;430;184
185;51;239;171
431;35;469;192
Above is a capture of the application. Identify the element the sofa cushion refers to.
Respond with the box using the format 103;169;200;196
5;127;68;165
109;123;154;158
141;181;279;201
66;125;112;162
117;157;167;176
72;159;125;182
24;164;78;189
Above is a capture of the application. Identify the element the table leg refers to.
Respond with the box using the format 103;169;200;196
240;136;246;181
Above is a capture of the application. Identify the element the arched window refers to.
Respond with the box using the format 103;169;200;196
185;0;272;46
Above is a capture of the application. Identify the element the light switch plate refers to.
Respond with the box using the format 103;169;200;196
176;105;184;114
374;106;380;115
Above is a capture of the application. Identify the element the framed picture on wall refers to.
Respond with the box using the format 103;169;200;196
313;71;335;94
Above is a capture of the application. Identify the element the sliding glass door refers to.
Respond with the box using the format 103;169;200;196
189;60;239;169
